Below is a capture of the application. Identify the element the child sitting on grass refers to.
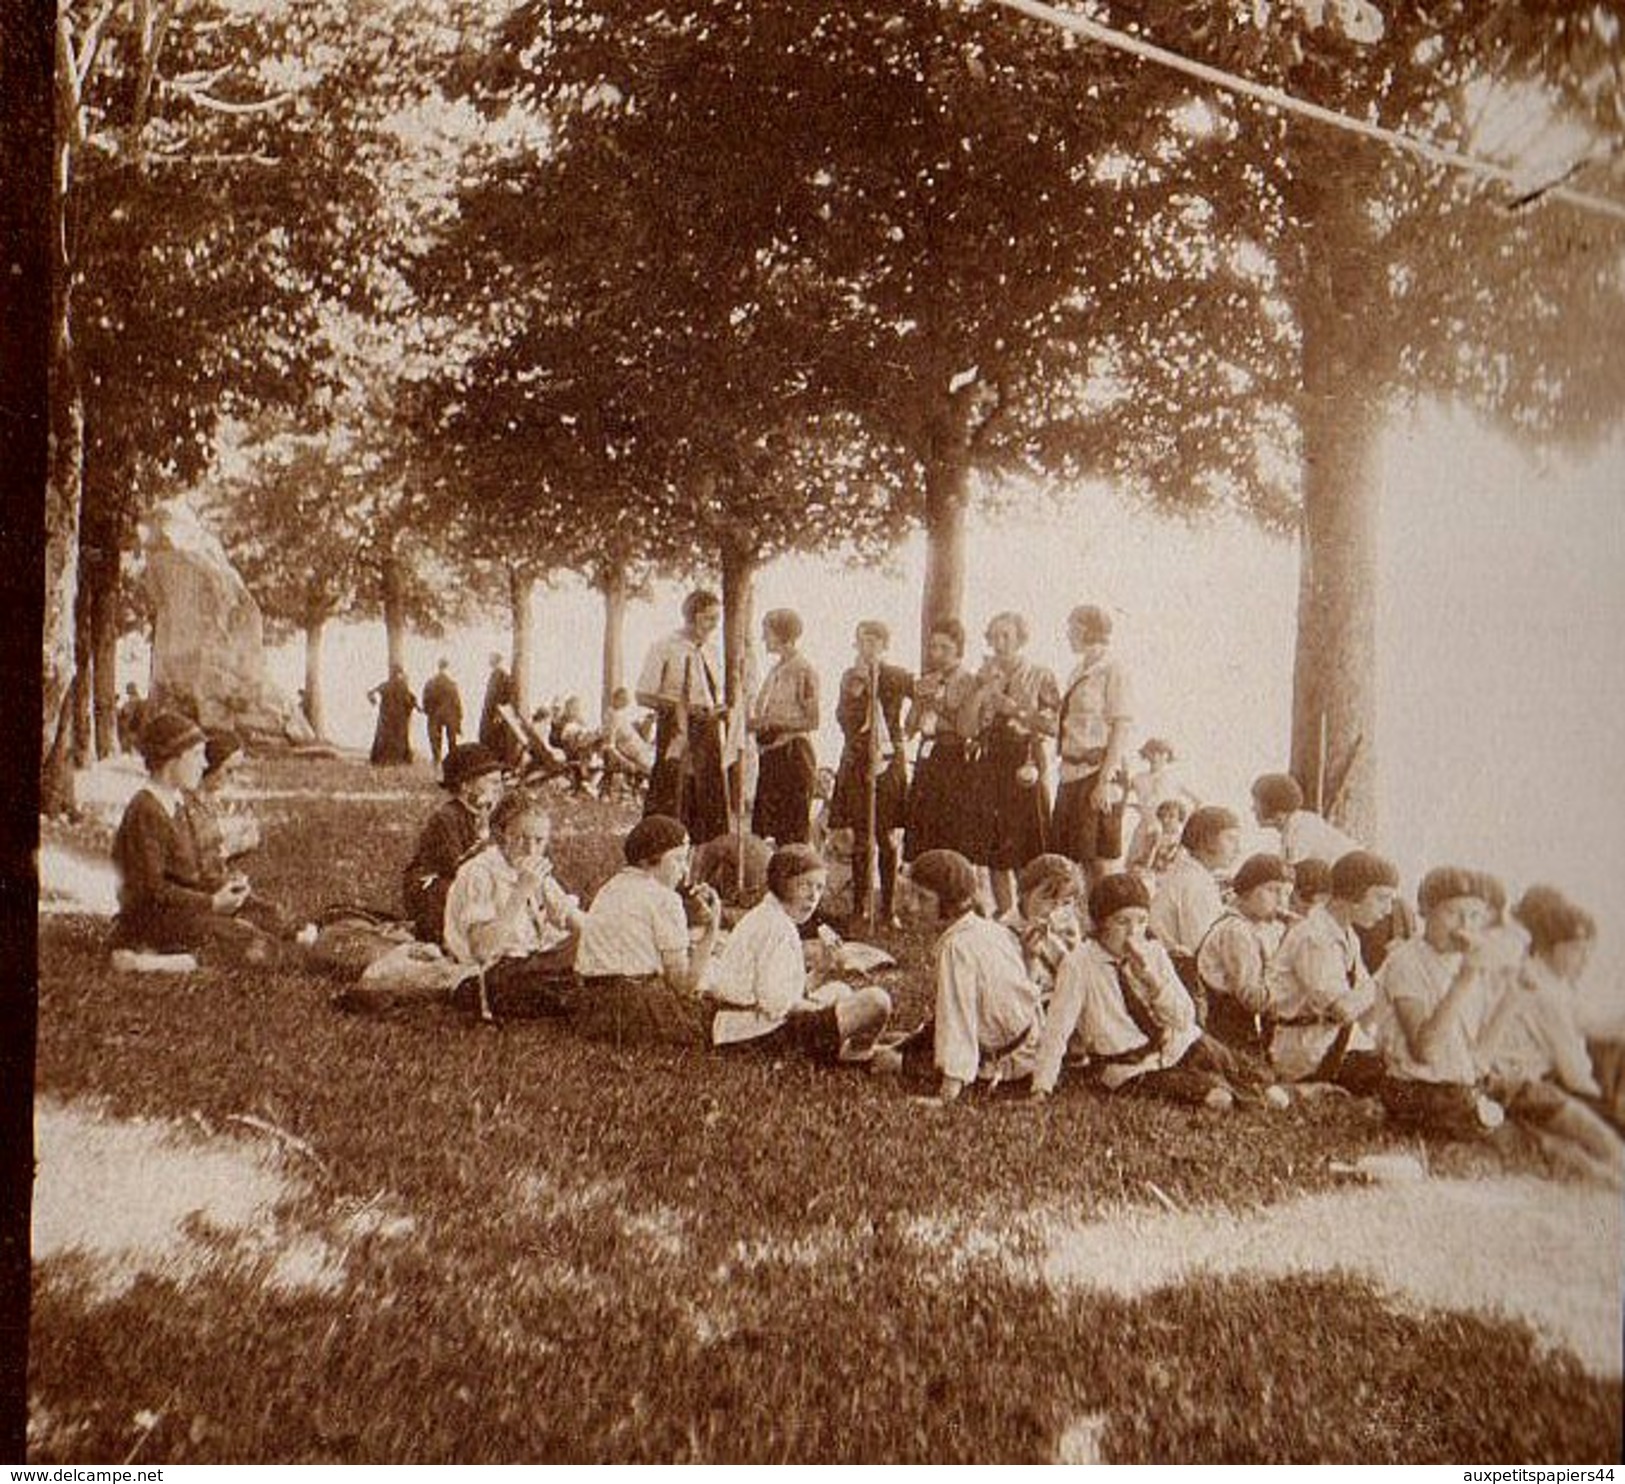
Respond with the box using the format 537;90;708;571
1006;853;1086;1002
1476;886;1625;1187
403;743;505;946
901;849;1044;1104
444;790;586;1016
708;844;894;1067
110;710;274;968
1127;797;1189;884
1370;866;1512;1138
1263;849;1397;1093
571;815;722;1045
1031;873;1269;1109
183;727;296;941
1148;804;1244;1019
1196;852;1294;1057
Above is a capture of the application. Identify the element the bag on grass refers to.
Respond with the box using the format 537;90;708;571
308;904;417;980
333;942;476;1017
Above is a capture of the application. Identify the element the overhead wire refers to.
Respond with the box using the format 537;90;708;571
978;0;1625;224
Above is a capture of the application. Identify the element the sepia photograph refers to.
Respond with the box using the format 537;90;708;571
14;0;1625;1464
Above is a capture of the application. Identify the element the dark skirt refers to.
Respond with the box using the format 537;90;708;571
827;745;907;838
977;726;1050;871
1051;771;1127;866
904;737;984;862
752;736;817;845
646;709;729;846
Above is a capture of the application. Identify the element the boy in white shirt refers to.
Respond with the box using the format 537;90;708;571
709;844;893;1065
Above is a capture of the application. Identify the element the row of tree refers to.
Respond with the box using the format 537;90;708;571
37;0;1625;835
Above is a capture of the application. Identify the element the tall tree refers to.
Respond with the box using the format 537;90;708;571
1032;0;1625;833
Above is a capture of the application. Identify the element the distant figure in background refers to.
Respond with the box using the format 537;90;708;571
637;590;729;846
1124;738;1200;873
116;683;148;756
421;658;463;768
603;687;655;795
479;651;521;767
1126;797;1191;884
749;608;820;846
367;664;418;766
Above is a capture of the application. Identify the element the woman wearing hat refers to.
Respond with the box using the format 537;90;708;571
109;710;267;964
402;742;505;945
367;663;419;767
182;729;293;940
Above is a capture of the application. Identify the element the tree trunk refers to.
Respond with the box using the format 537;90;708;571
91;552;118;758
719;535;758;708
71;560;93;764
919;412;972;670
1287;168;1390;844
509;565;535;718
381;547;407;675
599;567;627;724
42;123;82;814
303;605;327;740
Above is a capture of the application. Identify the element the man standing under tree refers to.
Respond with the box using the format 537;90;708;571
637;590;729;847
421;658;463;768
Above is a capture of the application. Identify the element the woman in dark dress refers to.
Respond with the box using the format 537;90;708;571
368;663;418;766
749;608;821;846
973;611;1060;917
904;617;984;863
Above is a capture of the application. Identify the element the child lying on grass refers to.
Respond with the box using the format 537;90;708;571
708;843;894;1068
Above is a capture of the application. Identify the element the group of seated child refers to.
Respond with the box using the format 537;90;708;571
107;713;1622;1186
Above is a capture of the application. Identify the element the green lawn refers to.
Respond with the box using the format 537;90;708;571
29;757;1623;1462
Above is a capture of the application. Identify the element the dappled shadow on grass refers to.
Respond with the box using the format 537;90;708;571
33;755;1619;1461
30;1224;1620;1462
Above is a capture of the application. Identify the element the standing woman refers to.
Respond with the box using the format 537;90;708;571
1052;604;1133;888
636;589;729;846
828;620;912;927
368;663;418;766
750;608;820;846
904;617;983;863
973;611;1060;917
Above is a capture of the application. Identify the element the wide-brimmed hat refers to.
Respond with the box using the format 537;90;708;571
139;710;206;769
442;742;504;792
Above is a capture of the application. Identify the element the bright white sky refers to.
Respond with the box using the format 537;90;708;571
249;401;1625;1013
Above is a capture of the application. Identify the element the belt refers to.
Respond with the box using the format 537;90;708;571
1060;746;1106;768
